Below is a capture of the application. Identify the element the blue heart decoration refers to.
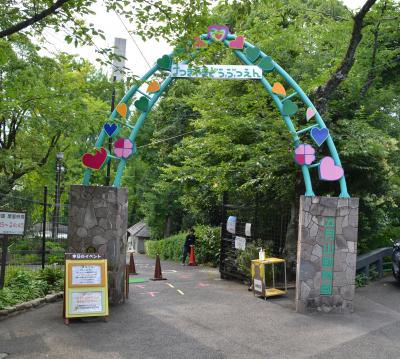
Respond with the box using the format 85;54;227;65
310;127;329;146
103;123;120;138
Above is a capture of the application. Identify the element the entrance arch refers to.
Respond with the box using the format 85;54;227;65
81;26;349;198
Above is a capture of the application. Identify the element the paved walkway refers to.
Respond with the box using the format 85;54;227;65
1;254;400;359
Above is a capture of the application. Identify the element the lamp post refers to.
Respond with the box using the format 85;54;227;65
52;152;64;240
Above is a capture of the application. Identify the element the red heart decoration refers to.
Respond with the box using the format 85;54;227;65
82;147;108;170
193;37;207;49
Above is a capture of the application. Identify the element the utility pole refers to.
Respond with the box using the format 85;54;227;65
106;37;126;186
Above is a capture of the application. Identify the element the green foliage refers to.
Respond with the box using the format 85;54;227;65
355;272;369;288
124;0;400;255
145;226;220;266
236;240;273;281
145;232;185;262
193;225;220;266
0;36;111;193
1;1;211;66
0;266;64;310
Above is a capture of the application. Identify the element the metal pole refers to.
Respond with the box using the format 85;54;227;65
0;235;8;289
53;153;63;240
42;186;48;269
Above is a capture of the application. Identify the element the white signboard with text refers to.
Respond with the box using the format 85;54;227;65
71;265;102;286
171;64;262;80
0;211;26;235
227;216;237;234
235;236;246;251
70;291;103;314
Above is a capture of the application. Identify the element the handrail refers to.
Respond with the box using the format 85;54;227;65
356;247;392;278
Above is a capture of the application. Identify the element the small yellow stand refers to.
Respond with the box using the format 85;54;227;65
251;258;287;299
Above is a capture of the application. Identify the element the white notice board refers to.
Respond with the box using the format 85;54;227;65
0;211;26;235
71;265;102;286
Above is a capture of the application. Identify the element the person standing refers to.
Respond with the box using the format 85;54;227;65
182;228;196;265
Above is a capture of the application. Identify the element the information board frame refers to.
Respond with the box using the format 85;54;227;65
67;261;106;288
0;210;27;289
64;254;109;323
0;210;27;236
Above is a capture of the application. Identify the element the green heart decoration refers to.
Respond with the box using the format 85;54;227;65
134;96;149;112
157;55;172;70
282;100;298;116
245;46;260;63
258;56;274;72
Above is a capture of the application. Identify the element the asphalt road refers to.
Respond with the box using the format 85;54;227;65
0;254;399;359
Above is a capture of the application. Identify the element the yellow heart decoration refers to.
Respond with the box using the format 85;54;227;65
147;80;161;93
116;103;127;118
272;82;286;97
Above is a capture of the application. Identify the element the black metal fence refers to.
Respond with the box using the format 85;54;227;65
0;188;68;267
219;194;291;282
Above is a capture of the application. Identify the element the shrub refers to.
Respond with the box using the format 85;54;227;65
0;266;64;310
236;240;274;282
145;226;220;266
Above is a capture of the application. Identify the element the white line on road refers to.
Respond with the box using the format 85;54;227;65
177;289;184;295
167;283;175;288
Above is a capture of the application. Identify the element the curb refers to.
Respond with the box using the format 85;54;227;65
0;292;64;321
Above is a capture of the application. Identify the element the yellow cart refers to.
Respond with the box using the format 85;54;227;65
251;258;287;299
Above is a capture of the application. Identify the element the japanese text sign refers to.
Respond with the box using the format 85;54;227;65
320;217;336;296
0;211;26;236
171;64;262;80
64;253;108;319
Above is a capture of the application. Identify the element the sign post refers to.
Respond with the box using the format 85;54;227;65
64;253;109;324
0;211;26;289
0;235;8;289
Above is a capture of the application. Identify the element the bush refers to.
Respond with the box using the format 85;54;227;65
0;266;64;310
236;240;273;282
145;226;220;266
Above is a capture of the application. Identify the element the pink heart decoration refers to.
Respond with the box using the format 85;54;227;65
306;107;316;121
319;156;344;181
82;148;108;170
294;144;315;165
114;138;134;159
229;36;245;49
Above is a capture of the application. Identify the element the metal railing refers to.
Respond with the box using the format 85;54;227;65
356;247;392;278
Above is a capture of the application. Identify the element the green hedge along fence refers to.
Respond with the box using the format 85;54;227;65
145;225;220;267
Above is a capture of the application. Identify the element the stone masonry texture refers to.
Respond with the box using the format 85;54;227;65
295;196;359;314
67;185;128;305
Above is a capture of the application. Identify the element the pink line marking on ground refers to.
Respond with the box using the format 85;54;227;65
196;282;210;288
140;291;159;297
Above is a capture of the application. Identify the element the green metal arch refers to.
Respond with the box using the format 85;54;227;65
82;34;350;198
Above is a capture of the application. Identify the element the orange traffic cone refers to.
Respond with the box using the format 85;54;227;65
188;246;197;266
151;254;167;281
129;252;137;275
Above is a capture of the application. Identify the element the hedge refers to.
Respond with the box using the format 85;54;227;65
145;225;220;267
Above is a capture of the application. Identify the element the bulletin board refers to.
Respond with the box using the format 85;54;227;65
64;253;109;323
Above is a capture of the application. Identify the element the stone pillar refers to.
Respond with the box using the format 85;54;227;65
295;196;359;313
67;185;128;305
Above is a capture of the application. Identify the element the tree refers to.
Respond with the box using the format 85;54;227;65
121;0;399;256
0;36;112;193
0;0;211;65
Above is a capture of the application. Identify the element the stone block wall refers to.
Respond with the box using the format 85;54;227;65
67;185;128;305
295;196;359;313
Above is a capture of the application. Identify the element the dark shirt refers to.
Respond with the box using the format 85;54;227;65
184;234;196;247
